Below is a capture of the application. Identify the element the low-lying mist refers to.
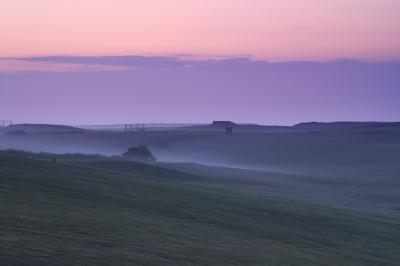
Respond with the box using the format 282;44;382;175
2;126;400;218
2;126;400;180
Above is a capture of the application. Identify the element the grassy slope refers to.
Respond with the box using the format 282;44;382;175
1;153;400;265
2;130;400;180
153;131;400;217
158;162;400;218
154;131;400;178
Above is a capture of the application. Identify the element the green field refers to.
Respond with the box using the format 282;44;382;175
1;151;400;265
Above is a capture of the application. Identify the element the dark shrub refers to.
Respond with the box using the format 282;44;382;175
122;145;156;162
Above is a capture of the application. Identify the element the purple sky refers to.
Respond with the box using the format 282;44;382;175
0;56;399;125
1;1;399;125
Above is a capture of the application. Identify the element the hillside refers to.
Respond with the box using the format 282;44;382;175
1;151;400;265
1;124;83;134
182;121;400;133
293;121;400;132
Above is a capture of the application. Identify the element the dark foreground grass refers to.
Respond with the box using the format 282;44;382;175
1;152;400;265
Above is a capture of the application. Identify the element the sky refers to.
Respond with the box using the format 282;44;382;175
1;0;400;61
0;0;399;125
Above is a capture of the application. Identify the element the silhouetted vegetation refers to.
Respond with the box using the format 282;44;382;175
122;145;156;162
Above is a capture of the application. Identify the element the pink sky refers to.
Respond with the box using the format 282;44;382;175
0;59;131;73
1;0;399;61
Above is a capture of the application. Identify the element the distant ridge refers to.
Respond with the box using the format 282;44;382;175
294;121;400;131
183;121;400;133
1;124;83;134
2;122;400;135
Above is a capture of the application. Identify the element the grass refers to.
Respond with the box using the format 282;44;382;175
1;151;400;265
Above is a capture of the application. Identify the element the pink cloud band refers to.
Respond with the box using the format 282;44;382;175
0;59;131;73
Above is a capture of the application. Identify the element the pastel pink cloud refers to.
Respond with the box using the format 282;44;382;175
0;0;399;61
0;59;131;73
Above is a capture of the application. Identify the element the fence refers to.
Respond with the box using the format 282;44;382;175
77;123;206;132
0;120;13;127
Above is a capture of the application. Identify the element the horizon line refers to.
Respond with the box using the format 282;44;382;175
3;54;400;64
3;120;400;128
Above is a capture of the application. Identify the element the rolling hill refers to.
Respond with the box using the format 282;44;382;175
1;150;400;265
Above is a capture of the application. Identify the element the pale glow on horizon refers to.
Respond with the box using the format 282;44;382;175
0;59;131;73
1;0;400;61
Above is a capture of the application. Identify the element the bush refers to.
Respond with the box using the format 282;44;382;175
122;145;156;162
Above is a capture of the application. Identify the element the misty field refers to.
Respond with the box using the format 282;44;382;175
1;124;400;265
1;151;400;265
2;124;400;217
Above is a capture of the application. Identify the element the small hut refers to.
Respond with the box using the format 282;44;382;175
212;121;235;135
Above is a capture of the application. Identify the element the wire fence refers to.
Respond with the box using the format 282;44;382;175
0;120;13;127
76;123;207;132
